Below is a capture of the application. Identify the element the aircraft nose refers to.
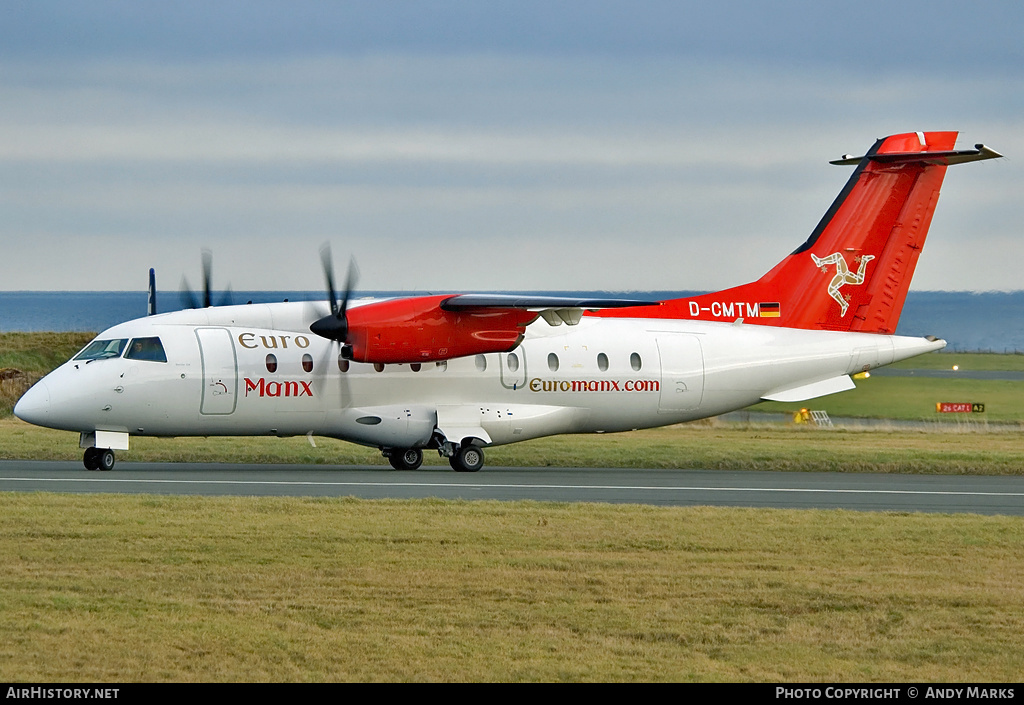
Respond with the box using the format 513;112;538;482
13;380;51;426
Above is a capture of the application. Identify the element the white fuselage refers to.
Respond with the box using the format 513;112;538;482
15;299;944;451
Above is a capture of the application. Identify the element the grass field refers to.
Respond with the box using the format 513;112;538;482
889;352;1024;371
0;332;92;417
753;376;1024;423
1;494;1022;682
5;417;1024;475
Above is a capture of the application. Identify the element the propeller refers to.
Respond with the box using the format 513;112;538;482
180;249;232;309
309;245;360;407
310;244;359;348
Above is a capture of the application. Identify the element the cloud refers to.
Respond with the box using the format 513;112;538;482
0;45;1021;292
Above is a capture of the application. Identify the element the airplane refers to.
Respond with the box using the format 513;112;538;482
14;131;1001;473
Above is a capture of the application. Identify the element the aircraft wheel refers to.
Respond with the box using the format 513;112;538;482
399;448;423;470
388;448;423;470
83;447;100;471
97;449;115;472
449;445;484;473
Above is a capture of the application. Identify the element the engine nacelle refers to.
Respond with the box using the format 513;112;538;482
344;295;538;364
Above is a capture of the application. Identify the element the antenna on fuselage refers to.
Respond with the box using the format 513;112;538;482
147;268;157;316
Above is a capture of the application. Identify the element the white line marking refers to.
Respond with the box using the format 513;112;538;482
1;477;1022;498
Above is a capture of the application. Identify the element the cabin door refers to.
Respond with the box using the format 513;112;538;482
656;335;705;412
196;328;238;415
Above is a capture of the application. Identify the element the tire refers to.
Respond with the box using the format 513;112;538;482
83;447;100;471
389;448;423;470
97;449;115;472
449;445;484;473
399;448;423;470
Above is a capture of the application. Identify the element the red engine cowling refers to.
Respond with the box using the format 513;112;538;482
344;295;538;364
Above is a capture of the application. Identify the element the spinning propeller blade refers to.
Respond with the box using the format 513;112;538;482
310;244;359;343
180;249;232;309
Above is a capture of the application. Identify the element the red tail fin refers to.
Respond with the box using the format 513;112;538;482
598;132;1001;333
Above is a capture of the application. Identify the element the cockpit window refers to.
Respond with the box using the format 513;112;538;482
125;337;167;363
74;338;129;361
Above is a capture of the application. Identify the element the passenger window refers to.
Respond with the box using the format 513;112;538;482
597;352;609;372
547;353;559;372
266;354;278;373
302;354;314;373
507;353;520;372
338;355;349;373
74;338;129;361
630;352;642;371
125;337;167;363
475;355;487;372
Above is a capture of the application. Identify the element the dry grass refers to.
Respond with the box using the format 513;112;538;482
0;494;1021;682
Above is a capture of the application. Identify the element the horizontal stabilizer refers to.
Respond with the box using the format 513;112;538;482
830;143;1003;166
761;375;855;403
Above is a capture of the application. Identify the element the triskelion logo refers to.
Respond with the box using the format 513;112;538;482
811;252;875;317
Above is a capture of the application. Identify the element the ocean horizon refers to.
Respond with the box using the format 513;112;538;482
2;290;1022;353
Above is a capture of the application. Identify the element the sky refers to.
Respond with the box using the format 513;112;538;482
1;1;1022;293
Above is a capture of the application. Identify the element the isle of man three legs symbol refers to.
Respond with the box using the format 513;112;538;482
811;252;875;316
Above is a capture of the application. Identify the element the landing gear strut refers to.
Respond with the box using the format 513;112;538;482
83;447;115;472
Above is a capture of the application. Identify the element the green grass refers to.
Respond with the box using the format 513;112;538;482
891;351;1024;371
0;331;93;371
0;332;93;417
5;418;1024;475
753;376;1024;422
1;494;1021;682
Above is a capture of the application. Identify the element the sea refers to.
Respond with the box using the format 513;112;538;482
1;290;1022;353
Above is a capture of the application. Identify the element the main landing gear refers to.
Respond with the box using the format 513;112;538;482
387;448;424;470
83;447;115;472
449;444;484;473
382;441;485;472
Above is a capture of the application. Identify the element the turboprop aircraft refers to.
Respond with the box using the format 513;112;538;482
14;131;1001;472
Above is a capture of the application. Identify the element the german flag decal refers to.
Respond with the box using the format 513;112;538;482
758;302;781;318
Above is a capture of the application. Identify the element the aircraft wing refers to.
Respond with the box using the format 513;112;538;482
440;294;659;311
442;294;659;327
327;294;659;365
